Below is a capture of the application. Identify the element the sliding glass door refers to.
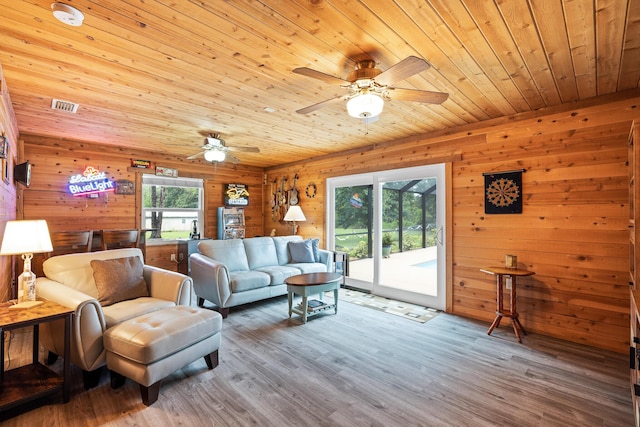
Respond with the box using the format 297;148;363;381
327;164;446;310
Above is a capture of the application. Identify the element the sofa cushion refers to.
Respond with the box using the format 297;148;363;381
272;236;303;265
244;237;279;269
91;256;149;306
43;248;144;298
287;262;328;274
102;297;175;328
198;239;249;272
254;265;301;285
288;240;315;263
229;270;270;292
306;238;320;262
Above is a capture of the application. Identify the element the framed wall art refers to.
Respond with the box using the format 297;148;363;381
115;179;135;195
2;140;9;184
483;169;524;214
0;135;7;159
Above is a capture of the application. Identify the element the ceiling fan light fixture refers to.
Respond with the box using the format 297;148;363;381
204;150;226;162
347;92;384;118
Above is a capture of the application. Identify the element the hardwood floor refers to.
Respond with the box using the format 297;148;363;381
1;295;634;426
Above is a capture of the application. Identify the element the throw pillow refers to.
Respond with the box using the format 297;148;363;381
288;240;315;263
90;256;149;306
306;238;320;262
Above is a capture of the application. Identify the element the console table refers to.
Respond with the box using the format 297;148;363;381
480;266;535;343
0;300;72;414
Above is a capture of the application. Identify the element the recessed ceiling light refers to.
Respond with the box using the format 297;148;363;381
51;3;84;27
263;107;276;113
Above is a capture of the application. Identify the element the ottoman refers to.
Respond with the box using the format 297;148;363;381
104;305;222;405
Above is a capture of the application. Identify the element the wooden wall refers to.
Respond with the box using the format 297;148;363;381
19;135;264;271
266;91;640;353
0;63;19;301
8;85;640;353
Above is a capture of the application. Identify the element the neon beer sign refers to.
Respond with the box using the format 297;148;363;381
68;166;115;196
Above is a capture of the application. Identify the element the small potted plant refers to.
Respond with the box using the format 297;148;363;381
382;233;394;258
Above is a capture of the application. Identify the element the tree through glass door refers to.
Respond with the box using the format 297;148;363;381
333;184;374;290
328;164;445;309
377;178;438;298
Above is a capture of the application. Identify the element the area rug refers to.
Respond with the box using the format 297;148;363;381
331;288;441;323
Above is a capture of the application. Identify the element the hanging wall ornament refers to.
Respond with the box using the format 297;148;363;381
305;182;317;198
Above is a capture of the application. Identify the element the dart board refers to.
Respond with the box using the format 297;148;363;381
484;171;523;214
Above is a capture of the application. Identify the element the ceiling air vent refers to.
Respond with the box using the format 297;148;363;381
51;98;79;113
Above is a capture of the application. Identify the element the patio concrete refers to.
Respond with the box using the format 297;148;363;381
346;246;438;295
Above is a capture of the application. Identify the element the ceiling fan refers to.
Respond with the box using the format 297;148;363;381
293;56;448;120
187;133;260;163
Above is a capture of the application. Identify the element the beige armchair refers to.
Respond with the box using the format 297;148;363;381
36;248;192;389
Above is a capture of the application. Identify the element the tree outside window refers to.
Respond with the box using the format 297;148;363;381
141;176;203;239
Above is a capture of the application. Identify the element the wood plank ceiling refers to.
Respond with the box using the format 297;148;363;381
1;0;639;168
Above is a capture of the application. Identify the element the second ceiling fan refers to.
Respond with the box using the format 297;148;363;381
293;56;448;120
187;132;260;163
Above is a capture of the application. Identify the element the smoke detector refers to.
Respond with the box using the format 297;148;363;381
51;3;84;26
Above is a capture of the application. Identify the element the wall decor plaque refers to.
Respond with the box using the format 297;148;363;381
115;179;135;195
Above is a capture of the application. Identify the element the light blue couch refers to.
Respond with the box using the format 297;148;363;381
190;236;332;317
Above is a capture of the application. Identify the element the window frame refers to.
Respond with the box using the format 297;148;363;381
141;175;204;240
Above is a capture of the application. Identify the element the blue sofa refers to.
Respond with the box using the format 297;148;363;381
190;236;332;317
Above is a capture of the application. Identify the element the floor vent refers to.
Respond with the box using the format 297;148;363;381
51;98;79;113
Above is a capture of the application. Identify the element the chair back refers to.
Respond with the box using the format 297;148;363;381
44;230;93;259
101;229;140;250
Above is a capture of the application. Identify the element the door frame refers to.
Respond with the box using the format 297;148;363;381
326;163;450;311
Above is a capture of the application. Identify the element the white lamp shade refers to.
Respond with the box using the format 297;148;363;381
0;220;53;255
347;93;384;118
283;205;306;222
204;150;226;162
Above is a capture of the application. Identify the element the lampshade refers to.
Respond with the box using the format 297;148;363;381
283;205;306;222
346;92;384;118
0;220;53;255
204;150;226;162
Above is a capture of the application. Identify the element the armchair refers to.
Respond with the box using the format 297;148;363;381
36;248;192;389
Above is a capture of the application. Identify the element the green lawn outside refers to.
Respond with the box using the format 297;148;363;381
335;228;436;258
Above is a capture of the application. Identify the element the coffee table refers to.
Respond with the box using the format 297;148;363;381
285;272;342;323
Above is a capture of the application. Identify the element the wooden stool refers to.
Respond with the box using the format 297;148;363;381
480;267;535;343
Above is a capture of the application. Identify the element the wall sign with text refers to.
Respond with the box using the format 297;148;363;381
225;183;250;206
68;166;115;197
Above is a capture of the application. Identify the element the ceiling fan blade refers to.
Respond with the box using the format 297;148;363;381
293;67;349;85
227;154;241;164
296;96;345;114
228;146;260;153
390;88;449;104
375;56;431;86
187;151;205;160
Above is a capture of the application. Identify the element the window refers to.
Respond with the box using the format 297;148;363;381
141;175;204;240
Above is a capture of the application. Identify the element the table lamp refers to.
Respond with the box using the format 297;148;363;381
0;220;53;301
283;205;306;235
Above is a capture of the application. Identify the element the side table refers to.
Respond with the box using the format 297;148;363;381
0;300;73;414
285;272;342;323
480;266;534;343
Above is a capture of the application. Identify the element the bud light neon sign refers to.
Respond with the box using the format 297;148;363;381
68;166;115;196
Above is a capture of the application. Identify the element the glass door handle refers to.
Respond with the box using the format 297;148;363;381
436;226;444;246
